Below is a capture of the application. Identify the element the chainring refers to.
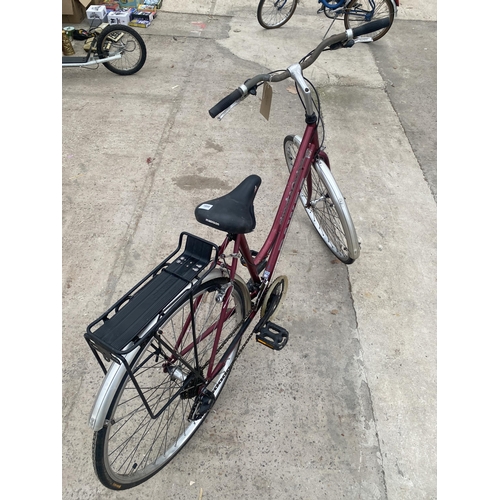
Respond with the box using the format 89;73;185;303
260;275;289;322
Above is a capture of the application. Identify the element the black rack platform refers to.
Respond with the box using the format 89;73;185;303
85;232;218;365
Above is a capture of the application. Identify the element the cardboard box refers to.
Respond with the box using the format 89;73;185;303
129;19;150;28
87;5;107;20
102;0;120;9
116;0;139;8
141;0;161;7
62;0;93;24
130;8;153;22
108;10;131;25
137;3;156;12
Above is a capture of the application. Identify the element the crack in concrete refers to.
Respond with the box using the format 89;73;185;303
347;265;389;499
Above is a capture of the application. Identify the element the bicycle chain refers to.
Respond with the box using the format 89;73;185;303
193;265;261;394
198;259;256;388
206;259;272;394
209;317;255;395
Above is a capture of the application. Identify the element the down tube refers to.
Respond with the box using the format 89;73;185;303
263;124;319;277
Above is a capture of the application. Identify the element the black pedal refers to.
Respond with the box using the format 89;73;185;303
256;322;289;351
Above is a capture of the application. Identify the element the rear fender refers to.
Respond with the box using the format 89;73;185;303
88;267;229;432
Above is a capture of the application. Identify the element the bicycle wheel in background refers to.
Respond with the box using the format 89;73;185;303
284;135;360;264
257;0;298;29
92;277;248;490
343;0;394;41
96;24;147;75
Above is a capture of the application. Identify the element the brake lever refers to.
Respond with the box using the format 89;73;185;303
217;96;246;120
217;82;258;121
353;36;374;43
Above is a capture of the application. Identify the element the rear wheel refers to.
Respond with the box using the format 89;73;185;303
284;135;360;263
343;0;395;41
97;25;147;75
257;0;298;29
92;277;248;490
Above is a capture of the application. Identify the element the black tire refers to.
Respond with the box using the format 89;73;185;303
343;0;395;41
96;25;147;75
257;0;298;29
284;135;360;263
92;277;248;490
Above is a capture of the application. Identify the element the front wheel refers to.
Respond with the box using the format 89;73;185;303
343;0;395;41
257;0;298;29
97;25;147;75
92;277;248;490
284;135;360;264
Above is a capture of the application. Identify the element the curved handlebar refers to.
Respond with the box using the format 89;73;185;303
209;17;391;118
209;87;246;118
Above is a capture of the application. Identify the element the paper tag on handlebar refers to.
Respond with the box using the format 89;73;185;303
260;82;272;121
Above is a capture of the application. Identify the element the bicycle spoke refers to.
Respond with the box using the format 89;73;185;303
258;0;297;29
93;278;247;489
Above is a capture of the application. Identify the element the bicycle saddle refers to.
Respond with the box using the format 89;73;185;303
195;174;261;234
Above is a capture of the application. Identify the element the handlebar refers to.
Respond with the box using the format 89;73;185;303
209;17;390;119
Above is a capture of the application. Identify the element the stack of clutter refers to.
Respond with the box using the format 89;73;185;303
87;0;163;28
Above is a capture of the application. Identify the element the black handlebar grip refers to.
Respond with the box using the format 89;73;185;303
351;17;391;38
209;88;244;118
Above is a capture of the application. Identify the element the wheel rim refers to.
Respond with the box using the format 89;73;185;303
98;280;244;486
284;136;352;262
259;0;295;28
101;31;143;72
303;168;351;261
344;0;393;41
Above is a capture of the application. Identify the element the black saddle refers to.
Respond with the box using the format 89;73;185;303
195;175;262;234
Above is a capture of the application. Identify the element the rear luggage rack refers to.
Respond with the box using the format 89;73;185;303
85;232;219;373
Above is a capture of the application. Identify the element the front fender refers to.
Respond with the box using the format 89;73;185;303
88;267;229;432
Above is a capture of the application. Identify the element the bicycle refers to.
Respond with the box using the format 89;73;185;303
84;18;390;490
257;0;397;42
62;23;147;75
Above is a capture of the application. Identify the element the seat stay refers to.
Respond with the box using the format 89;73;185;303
218;234;262;286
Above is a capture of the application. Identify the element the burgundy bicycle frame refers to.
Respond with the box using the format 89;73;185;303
182;120;324;382
219;120;322;294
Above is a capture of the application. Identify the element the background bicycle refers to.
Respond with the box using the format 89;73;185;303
62;23;147;75
257;0;398;41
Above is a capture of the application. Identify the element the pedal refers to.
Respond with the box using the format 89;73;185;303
256;322;289;351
